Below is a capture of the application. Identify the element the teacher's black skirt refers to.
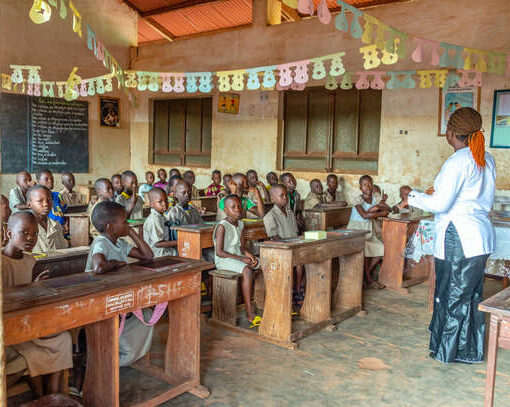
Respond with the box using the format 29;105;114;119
429;223;490;364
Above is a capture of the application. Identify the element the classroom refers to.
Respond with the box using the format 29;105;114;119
1;0;510;405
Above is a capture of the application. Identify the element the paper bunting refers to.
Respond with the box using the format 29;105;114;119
325;74;338;90
340;72;353;90
298;0;314;16
438;43;464;69
443;71;460;90
463;48;490;73
360;45;381;69
64;67;81;101
69;0;82;37
283;0;298;7
277;60;310;88
310;53;345;80
217;70;246;92
29;0;52;24
386;71;416;90
160;73;185;93
416;69;447;88
487;52;506;75
335;0;363;39
412;38;441;66
457;70;482;88
136;71;159;92
317;0;331;24
41;81;55;97
2;73;13;90
355;71;385;90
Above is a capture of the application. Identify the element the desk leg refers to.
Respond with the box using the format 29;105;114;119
301;259;332;323
70;217;90;247
259;248;293;343
332;251;364;312
83;317;119;407
379;221;407;289
177;231;202;260
485;314;500;407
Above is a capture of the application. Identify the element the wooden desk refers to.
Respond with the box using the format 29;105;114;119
379;214;433;291
190;196;217;213
255;230;367;349
304;206;352;231
4;256;211;406
172;220;268;260
33;247;89;280
479;287;510;407
66;204;88;214
75;184;95;204
67;212;90;247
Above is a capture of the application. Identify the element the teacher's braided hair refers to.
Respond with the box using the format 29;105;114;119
447;107;485;168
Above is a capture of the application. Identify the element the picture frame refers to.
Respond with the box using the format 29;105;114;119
490;89;510;148
99;97;120;127
438;86;481;136
218;93;240;114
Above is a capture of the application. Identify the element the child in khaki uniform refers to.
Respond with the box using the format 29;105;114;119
183;170;200;199
60;172;80;206
88;178;115;240
115;170;144;220
246;169;270;204
143;188;177;258
9;171;32;213
3;212;72;397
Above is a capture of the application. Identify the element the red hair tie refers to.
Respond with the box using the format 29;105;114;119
469;130;486;168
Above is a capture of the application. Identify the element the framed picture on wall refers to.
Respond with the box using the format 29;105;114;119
438;86;481;136
218;93;240;114
100;97;120;127
490;89;510;148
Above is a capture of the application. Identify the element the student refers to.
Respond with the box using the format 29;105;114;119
115;170;144;220
27;185;67;253
347;175;391;289
143;188;177;257
138;171;155;202
169;168;181;178
60;172;80;207
218;173;232;201
217;173;264;221
183;170;200;199
325;174;347;206
263;185;304;303
167;174;183;207
167;182;204;226
373;184;388;205
266;171;278;190
1;195;12;246
214;195;261;325
2;212;73;397
88;178;114;240
36;169;68;237
392;185;414;214
280;172;305;231
246;169;270;203
304;179;328;210
9;171;32;212
111;174;123;199
205;169;225;197
153;168;168;190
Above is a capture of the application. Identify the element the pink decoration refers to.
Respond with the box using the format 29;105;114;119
317;0;331;24
355;72;370;90
298;0;314;16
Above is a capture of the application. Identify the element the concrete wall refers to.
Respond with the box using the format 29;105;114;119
130;0;510;203
0;0;137;195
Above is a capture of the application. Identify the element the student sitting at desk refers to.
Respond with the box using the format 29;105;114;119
115;170;144;220
246;169;270;204
27;185;68;253
264;184;304;304
88;178;115;240
9;171;32;213
183;170;200;199
216;173;264;221
280;172;305;232
143;187;177;257
167;174;183;207
304;179;346;210
217;173;232;201
153;168;168;190
111;174;123;200
2;194;12;246
36;169;68;239
266;171;278;191
392;185;416;215
325;174;348;206
205;169;225;197
138;171;155;202
347;175;391;289
214;195;261;326
3;212;73;397
60;172;80;207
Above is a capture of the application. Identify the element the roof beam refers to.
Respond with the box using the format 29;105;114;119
281;4;302;22
122;0;175;42
140;0;227;17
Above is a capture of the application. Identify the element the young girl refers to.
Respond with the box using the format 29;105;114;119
214;195;261;326
153;168;168;190
347;175;391;289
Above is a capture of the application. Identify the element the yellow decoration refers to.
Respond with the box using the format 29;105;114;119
69;1;83;37
2;74;12;90
29;0;52;24
282;0;298;7
360;45;381;70
267;0;282;25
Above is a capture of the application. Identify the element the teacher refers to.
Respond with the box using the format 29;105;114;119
408;107;496;364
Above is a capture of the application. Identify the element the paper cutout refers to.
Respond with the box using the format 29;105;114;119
79;80;88;97
294;61;310;83
69;1;82;37
355;71;386;90
438;43;464;69
217;70;245;92
317;0;331;24
335;0;363;39
340;72;353;90
29;0;52;24
290;82;306;91
27;66;42;84
2;73;12;90
105;76;113;92
381;45;399;65
58;0;67;19
277;61;310;87
329;53;346;76
96;77;105;94
283;0;298;7
442;71;460;90
124;71;137;88
64;67;81;101
311;59;326;80
186;73;198;93
198;72;213;93
325;75;338;90
388;28;408;59
412;38;440;65
86;25;97;55
246;68;262;90
160;73;185;93
370;71;385;89
268;0;281;25
298;0;314;16
173;74;185;93
137;71;159;92
41;81;54;97
55;81;65;98
355;72;370;89
416;69;447;88
457;69;482;88
87;79;95;96
262;67;277;89
463;48;488;73
360;45;381;69
487;52;506;75
10;65;25;84
386;71;416;89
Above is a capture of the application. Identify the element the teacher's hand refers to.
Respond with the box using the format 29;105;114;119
425;187;435;195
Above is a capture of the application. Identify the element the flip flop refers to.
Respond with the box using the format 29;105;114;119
249;315;262;328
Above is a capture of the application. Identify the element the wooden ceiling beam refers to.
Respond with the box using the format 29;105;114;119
122;0;176;42
281;4;302;22
140;0;227;18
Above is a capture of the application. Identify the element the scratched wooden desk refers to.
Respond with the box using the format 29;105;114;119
4;256;211;407
172;219;268;260
220;230;366;350
32;246;90;280
304;206;352;231
379;213;433;291
190;196;218;213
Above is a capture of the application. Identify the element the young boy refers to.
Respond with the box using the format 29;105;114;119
3;211;73;397
1;194;12;246
88;178;114;240
280;172;305;232
9;171;32;212
115;170;144;220
266;172;278;190
153;168;168;190
169;168;181;178
325;174;347;206
183;170;200;199
167;174;183;207
347;175;391;289
216;173;264;221
143;188;177;258
167;182;205;226
35;169;68;236
214;195;260;325
246;169;270;203
27;185;68;253
392;185;414;214
263;185;304;303
218;173;232;201
138;171;155;202
60;172;80;207
111;174;123;199
304;178;347;211
205;170;225;197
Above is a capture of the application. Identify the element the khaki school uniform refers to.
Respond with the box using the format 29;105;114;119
303;192;328;210
263;206;298;239
166;204;204;226
2;254;72;377
325;189;347;203
33;217;68;253
115;192;144;220
9;185;27;213
60;189;80;206
143;208;177;258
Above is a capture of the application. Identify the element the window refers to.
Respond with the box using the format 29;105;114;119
282;87;381;173
152;98;212;167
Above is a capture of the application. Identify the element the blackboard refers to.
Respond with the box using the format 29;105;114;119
1;93;89;174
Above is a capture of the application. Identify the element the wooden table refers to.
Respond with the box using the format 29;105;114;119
479;287;510;407
172;219;268;260
66;204;89;214
190;196;217;213
379;214;433;291
4;256;211;406
67;212;90;247
32;246;90;280
304;206;352;231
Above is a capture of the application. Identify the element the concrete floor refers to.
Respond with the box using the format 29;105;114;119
162;279;510;407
